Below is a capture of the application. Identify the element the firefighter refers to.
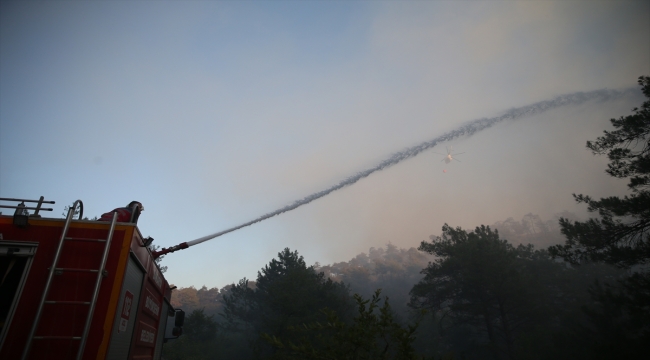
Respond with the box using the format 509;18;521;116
98;201;144;224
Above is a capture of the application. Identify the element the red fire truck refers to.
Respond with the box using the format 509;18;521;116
0;197;183;360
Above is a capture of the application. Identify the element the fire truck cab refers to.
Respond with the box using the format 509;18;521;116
0;197;182;360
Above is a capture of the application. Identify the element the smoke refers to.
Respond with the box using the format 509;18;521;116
186;87;637;247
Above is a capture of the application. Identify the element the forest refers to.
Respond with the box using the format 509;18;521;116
162;76;649;359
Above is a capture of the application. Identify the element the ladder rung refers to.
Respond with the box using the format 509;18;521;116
33;336;82;340
54;268;99;273
45;300;90;305
65;237;107;242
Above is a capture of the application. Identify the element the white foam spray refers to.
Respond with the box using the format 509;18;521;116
186;88;637;247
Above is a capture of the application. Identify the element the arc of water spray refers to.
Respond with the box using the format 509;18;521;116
153;87;637;258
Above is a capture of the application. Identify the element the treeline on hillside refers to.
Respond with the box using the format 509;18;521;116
162;229;632;360
315;243;433;319
169;244;431;323
491;212;571;248
165;248;419;359
163;76;650;359
168;212;570;321
170;285;227;318
163;224;635;359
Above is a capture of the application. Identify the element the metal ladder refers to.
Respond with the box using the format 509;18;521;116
21;200;118;360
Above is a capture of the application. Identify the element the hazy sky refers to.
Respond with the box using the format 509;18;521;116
1;1;649;288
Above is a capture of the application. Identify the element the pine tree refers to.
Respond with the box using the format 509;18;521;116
548;76;650;358
549;76;650;268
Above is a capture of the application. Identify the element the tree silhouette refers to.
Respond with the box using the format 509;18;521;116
549;76;650;268
548;75;650;358
222;248;353;358
263;290;421;360
410;224;562;360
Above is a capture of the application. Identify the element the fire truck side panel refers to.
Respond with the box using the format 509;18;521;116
38;226;130;360
96;226;137;359
105;255;145;360
0;220;72;359
0;219;134;360
152;300;169;360
0;216;172;360
127;233;168;360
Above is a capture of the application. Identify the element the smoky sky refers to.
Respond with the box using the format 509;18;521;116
1;1;648;288
185;88;637;248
